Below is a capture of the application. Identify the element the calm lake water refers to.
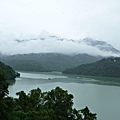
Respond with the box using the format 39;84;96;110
8;71;120;120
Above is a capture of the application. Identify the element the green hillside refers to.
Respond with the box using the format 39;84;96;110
0;61;18;80
1;53;101;72
7;60;51;72
63;57;120;78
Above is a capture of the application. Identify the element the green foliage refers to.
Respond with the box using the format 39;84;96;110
0;69;9;120
0;69;8;99
10;60;51;72
42;87;74;119
80;106;97;120
63;57;120;78
0;61;17;80
0;62;20;119
2;87;97;120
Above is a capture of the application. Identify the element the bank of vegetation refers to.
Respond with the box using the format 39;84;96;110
63;57;120;78
0;61;19;80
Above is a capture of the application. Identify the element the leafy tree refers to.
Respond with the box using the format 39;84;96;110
0;69;9;120
14;87;97;120
80;106;97;120
0;69;8;98
42;87;74;119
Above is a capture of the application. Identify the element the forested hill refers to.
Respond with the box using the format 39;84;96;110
63;57;120;78
1;53;102;72
0;61;18;80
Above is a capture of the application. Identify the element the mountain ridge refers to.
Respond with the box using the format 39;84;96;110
13;33;120;55
82;37;120;54
1;53;102;72
0;32;120;56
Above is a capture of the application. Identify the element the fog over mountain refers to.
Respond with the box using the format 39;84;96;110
0;0;120;54
0;32;120;57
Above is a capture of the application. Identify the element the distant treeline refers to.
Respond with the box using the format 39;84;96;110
63;57;120;78
1;53;101;72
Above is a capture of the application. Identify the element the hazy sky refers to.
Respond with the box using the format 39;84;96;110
0;0;120;50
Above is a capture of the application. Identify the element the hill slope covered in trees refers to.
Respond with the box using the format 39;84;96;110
63;57;120;78
0;61;19;80
1;53;102;72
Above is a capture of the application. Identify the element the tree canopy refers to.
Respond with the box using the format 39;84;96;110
0;85;97;119
4;87;96;120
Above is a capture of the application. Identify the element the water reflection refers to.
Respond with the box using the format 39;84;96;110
74;75;120;87
14;71;120;87
41;72;120;87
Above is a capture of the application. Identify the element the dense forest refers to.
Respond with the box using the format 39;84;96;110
63;57;120;78
1;53;102;72
0;67;97;120
0;61;19;80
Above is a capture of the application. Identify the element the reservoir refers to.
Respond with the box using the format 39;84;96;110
8;71;120;120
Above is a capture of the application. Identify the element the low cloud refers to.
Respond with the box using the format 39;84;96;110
0;32;119;57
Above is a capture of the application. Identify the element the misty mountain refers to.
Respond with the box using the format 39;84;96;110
15;34;120;56
0;32;120;56
15;34;120;54
1;53;102;72
82;37;120;54
63;57;120;78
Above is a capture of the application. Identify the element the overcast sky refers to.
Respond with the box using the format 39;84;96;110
0;0;120;50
